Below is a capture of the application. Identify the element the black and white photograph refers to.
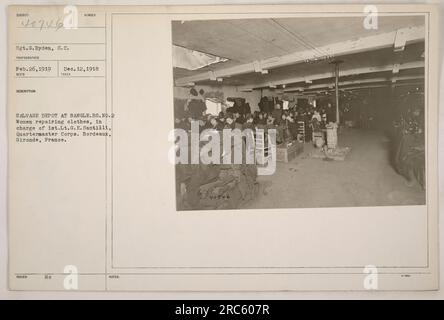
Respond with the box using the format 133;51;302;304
3;3;440;295
172;15;426;210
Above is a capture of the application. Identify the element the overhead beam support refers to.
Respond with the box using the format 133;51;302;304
249;60;424;91
208;71;217;81
299;81;423;95
394;29;408;52
295;80;423;97
283;75;424;93
253;60;263;73
175;25;425;86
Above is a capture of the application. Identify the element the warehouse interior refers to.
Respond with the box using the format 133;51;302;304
172;16;426;210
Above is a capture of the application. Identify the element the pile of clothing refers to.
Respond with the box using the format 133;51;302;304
393;133;425;189
176;164;258;210
391;100;425;189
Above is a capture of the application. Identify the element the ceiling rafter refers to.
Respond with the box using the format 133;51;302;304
283;75;424;92
239;60;424;91
175;25;425;87
293;80;424;96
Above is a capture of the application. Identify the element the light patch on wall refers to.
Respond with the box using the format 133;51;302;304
205;98;222;115
172;45;228;70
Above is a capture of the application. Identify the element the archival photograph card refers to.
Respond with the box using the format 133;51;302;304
7;4;440;291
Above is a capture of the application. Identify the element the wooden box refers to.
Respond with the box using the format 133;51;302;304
276;141;304;162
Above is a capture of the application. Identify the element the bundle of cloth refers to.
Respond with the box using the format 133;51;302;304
176;164;258;210
393;133;425;189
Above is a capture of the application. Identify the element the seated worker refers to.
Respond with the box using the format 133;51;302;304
174;117;183;129
287;113;299;140
311;117;321;132
224;113;235;130
272;103;283;122
182;116;194;131
243;114;255;130
197;114;207;128
312;110;322;122
278;112;288;125
234;112;245;129
242;103;252;115
265;114;284;144
321;111;328;128
282;112;293;139
266;114;275;126
205;116;222;130
277;112;290;143
255;112;266;125
252;111;259;124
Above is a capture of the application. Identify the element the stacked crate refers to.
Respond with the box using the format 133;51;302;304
326;123;338;149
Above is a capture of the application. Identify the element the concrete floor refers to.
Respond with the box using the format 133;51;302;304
244;128;425;209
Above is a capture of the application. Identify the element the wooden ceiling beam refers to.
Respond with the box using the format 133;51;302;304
283;75;424;93
271;61;423;89
175;25;424;86
238;61;424;92
239;61;424;91
260;62;423;91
